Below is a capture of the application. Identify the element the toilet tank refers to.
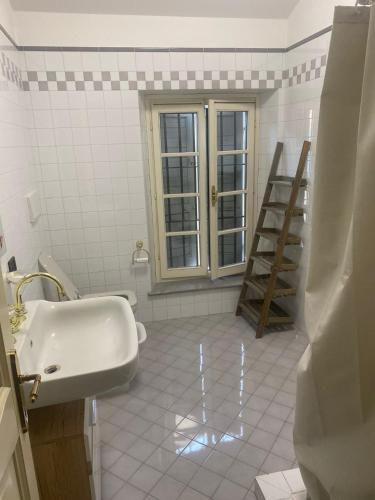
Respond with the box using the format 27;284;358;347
38;252;80;301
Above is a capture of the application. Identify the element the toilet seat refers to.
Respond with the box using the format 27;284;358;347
38;252;137;311
82;290;137;309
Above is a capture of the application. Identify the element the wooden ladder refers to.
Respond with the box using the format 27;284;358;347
236;140;311;338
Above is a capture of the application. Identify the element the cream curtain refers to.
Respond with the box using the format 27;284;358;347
294;6;375;500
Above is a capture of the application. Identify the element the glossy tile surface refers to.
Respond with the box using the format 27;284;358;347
99;313;308;499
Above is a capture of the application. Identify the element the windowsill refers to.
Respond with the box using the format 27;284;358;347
148;275;243;296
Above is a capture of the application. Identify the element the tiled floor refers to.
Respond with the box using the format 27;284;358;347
98;313;308;500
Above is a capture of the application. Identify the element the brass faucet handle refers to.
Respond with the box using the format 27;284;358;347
9;308;24;334
30;376;41;403
18;373;42;403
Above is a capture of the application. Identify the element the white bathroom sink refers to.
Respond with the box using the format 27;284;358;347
14;297;139;409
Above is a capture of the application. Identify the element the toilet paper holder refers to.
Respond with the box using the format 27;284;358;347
132;240;150;264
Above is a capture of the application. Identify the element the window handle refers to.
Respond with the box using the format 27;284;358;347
211;186;218;207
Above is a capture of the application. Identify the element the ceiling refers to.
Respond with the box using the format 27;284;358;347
10;0;300;19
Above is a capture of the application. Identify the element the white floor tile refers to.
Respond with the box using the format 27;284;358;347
98;314;307;500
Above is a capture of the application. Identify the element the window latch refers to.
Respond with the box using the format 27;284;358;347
211;185;218;207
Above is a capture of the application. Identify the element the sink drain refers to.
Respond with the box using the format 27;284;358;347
44;364;61;374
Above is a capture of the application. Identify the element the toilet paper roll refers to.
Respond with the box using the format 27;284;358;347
133;256;149;264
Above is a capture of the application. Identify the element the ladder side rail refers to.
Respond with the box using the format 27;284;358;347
236;142;283;314
255;141;310;338
273;141;310;268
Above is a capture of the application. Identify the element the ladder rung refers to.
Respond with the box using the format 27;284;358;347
256;228;301;245
262;202;303;216
239;299;293;325
245;274;296;297
251;252;298;271
269;175;307;187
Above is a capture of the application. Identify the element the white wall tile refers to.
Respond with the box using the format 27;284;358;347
10;41;327;322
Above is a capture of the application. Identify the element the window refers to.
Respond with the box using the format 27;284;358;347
149;99;256;281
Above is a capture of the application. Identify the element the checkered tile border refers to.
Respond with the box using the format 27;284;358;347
0;51;23;89
0;52;327;92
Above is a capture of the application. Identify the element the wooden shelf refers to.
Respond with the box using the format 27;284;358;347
246;274;296;297
236;141;311;338
269;175;307;187
256;227;301;245
262;202;303;216
251;251;298;272
239;299;293;325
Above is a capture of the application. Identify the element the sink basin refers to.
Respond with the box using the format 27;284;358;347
15;297;139;409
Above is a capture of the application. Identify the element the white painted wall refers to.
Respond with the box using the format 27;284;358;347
0;28;44;302
13;12;287;48
287;0;354;45
12;1;357;49
0;0;16;40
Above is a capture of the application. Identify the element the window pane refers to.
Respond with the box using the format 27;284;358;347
218;194;246;231
218;232;246;267
217;111;248;151
217;154;247;192
164;197;199;232
167;235;199;268
160;113;198;153
162;156;199;194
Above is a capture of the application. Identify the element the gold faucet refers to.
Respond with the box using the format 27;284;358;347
9;272;66;334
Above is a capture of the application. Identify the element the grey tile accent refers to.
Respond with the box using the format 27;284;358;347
57;81;67;91
84;71;93;81
27;71;38;81
10;49;327;93
46;71;57;81
75;81;85;90
38;81;48;91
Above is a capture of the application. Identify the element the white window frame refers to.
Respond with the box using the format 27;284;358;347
151;103;208;279
146;95;258;284
208;101;256;279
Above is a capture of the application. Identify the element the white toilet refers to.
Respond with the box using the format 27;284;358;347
39;252;137;308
